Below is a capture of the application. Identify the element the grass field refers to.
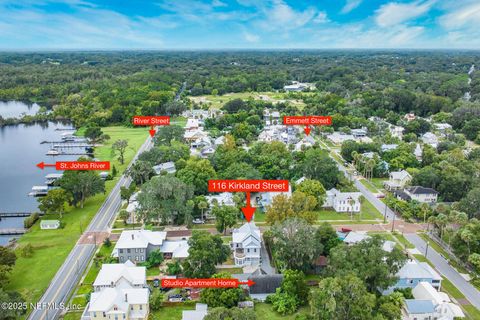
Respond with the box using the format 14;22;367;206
360;179;379;193
188;92;307;110
392;232;415;249
149;302;309;320
6;126;148;305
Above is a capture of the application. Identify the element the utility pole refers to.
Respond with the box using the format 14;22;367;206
425;241;430;258
391;204;396;232
383;204;387;224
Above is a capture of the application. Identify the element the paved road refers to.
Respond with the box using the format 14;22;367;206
405;233;480;309
29;135;155;320
329;149;396;222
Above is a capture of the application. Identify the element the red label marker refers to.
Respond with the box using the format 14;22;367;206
208;180;289;222
208;180;289;192
283;116;332;126
132;116;170;137
283;116;332;136
161;278;255;289
132;116;170;126
36;161;110;170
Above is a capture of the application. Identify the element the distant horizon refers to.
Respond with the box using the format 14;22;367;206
1;48;480;53
1;1;480;50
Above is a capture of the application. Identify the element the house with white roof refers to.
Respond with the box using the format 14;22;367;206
323;188;362;213
153;161;176;175
414;143;423;161
160;240;189;260
113;230;167;263
409;282;465;320
433;123;452;133
263;109;281;126
205;192;235;209
113;230;189;263
326;132;373;145
383;170;412;191
388;125;405;139
381;144;398;152
185;118;200;131
93;261;147;292
231;222;261;267
342;231;396;252
294;136;315;151
421;132;439;148
81;287;149;320
384;260;442;294
182;303;208;320
404;113;416;122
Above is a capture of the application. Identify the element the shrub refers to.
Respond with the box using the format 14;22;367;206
24;213;39;229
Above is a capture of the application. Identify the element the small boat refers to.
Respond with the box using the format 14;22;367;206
46;149;60;156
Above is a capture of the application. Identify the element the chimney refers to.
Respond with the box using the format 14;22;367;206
125;293;128;302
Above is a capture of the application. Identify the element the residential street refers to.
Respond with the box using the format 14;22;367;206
326;143;480;310
28;135;155;320
405;233;480;310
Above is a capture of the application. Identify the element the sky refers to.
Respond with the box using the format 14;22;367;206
0;0;480;50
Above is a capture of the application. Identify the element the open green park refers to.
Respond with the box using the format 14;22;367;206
6;126;148;305
189;92;307;110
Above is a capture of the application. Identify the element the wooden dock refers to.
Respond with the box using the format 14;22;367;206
40;140;87;144
0;229;26;235
0;212;37;218
52;144;95;149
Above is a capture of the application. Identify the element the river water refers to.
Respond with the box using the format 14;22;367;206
0;101;78;245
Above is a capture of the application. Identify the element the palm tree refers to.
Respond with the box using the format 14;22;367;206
347;197;356;221
366;159;376;180
460;229;475;256
435;213;448;239
358;195;365;220
198;201;208;222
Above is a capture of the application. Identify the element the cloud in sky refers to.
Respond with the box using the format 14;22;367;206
341;0;362;14
0;0;479;49
375;0;436;27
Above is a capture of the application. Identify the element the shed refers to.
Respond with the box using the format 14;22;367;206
40;220;60;230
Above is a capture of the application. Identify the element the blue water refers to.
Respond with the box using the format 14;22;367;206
0;101;79;245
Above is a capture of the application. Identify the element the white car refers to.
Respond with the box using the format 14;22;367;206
192;218;205;224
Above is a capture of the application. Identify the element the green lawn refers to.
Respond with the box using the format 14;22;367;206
150;302;309;320
254;303;309;320
6;126;148;305
392;232;415;249
360;179;378;193
315;198;382;222
370;178;387;190
188;92;307;110
367;231;396;242
149;302;196;320
216;267;243;274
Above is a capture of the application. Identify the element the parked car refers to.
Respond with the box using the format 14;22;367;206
192;218;205;224
168;294;185;302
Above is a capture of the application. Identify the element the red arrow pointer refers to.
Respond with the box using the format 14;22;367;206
239;279;256;287
149;125;156;138
304;126;311;136
36;162;56;170
241;191;256;222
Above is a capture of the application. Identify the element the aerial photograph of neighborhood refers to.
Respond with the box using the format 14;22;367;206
1;0;480;320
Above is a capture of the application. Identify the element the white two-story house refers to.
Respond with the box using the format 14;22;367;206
323;188;362;213
82;261;149;320
231;222;261;267
383;170;412;191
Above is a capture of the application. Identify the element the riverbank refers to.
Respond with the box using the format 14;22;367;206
5;126;148;305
